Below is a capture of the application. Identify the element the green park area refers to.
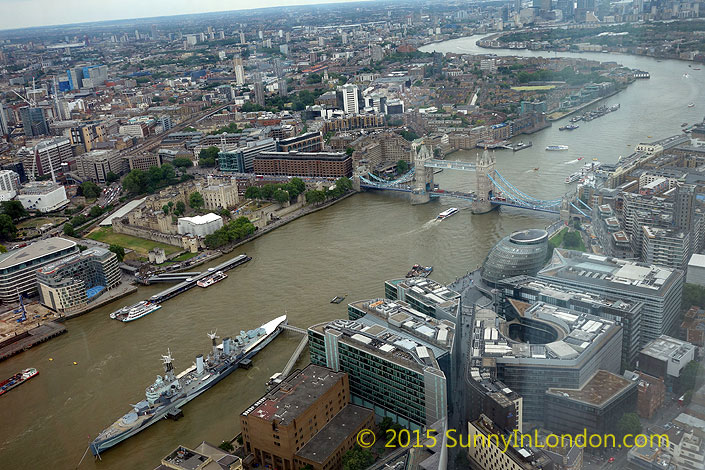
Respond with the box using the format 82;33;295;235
546;227;586;261
17;216;68;229
87;227;182;257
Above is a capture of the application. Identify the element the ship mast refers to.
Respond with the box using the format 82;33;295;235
208;330;219;360
161;349;175;381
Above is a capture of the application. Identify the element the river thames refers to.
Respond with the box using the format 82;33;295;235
1;35;704;469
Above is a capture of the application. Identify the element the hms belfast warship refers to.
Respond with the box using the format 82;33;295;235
89;315;287;456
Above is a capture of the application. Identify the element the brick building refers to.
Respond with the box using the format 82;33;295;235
240;365;373;470
254;151;352;178
276;132;323;153
625;371;666;419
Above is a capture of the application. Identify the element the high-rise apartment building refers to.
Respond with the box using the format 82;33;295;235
20;106;49;137
641;226;690;270
19;137;73;178
233;55;245;86
340;84;360;115
0;170;20;192
0;103;10;135
253;72;265;106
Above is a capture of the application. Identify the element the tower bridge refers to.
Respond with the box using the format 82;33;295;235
354;145;588;220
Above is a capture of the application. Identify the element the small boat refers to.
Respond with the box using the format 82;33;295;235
577;157;584;160
197;271;227;288
647;135;652;138
406;264;433;278
559;124;579;131
688;103;695;108
330;295;347;304
546;145;569;151
110;301;161;322
682;123;689;127
533;167;539;171
592;157;598;161
0;368;38;396
694;67;702;71
437;208;459;220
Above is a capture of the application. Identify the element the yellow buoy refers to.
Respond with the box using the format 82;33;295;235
49;358;53;361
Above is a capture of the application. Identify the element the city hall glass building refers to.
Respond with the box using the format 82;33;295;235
481;229;549;286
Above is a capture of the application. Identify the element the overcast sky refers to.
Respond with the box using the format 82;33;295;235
1;0;365;31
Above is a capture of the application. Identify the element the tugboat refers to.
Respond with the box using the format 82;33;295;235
90;315;288;456
406;264;433;278
0;368;38;397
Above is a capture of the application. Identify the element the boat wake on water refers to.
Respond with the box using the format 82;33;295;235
564;159;579;164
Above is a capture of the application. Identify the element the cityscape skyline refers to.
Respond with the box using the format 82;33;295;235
0;0;373;31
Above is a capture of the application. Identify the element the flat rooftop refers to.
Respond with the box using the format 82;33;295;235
640;335;694;362
479;301;620;364
500;275;642;313
350;298;455;354
0;237;76;270
546;370;634;407
241;364;345;425
538;249;680;297
387;277;460;315
294;405;373;464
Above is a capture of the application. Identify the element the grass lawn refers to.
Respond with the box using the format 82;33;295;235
168;251;199;263
86;227;181;257
511;85;557;91
17;216;68;229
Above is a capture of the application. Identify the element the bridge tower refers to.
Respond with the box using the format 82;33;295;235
471;148;497;214
410;144;434;205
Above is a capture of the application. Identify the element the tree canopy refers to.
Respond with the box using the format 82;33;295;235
109;244;125;262
199;146;220;168
204;216;256;249
0;214;17;240
617;413;642;439
189;191;205;210
81;181;101;199
1;200;28;222
342;448;374;470
122;163;180;195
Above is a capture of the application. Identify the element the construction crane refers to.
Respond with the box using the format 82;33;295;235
14;290;27;323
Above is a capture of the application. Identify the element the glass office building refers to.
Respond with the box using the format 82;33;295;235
481;229;549;285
